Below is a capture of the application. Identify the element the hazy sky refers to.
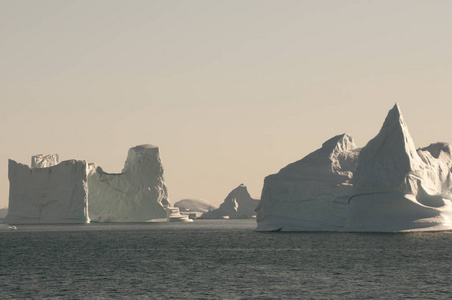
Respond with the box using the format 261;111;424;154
1;0;452;208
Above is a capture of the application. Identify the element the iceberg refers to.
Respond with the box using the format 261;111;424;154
256;134;359;231
4;159;89;224
174;199;216;219
166;207;193;222
200;184;259;219
345;104;452;231
256;104;452;232
87;145;170;222
174;199;216;213
4;144;174;224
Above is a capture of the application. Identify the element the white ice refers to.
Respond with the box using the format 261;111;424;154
87;145;170;222
4;159;89;224
200;184;259;219
256;104;452;232
31;154;60;168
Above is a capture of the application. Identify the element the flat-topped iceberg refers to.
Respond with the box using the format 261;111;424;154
257;104;452;232
88;145;170;222
4;144;174;224
201;184;259;219
5;159;89;224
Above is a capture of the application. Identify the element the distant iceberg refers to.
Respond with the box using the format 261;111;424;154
200;184;259;219
174;199;216;219
256;104;452;232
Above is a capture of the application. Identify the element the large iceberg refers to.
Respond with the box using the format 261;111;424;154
87;145;170;222
200;184;259;219
345;105;452;231
4;144;173;224
256;104;452;232
5;159;89;224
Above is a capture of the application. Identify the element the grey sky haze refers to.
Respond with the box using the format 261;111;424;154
1;0;452;207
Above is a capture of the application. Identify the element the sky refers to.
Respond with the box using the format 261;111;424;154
1;0;452;208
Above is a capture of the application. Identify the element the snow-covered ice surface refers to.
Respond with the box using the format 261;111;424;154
87;145;169;222
256;104;452;232
4;159;89;224
200;184;259;219
31;154;59;168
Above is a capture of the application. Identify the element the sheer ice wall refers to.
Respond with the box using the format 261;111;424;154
5;159;89;224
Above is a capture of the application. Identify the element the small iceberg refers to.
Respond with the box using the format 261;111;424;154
166;207;193;222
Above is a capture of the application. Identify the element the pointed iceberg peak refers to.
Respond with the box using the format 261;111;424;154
379;103;416;151
229;183;250;197
380;103;408;133
199;183;259;219
354;104;421;191
392;102;402;114
390;102;402;114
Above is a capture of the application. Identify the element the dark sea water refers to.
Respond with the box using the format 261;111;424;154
1;220;451;299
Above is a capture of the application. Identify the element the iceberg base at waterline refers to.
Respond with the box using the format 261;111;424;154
345;192;452;232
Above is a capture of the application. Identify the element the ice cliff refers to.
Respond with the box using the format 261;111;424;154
200;184;259;219
256;104;452;232
87;145;169;222
5;159;89;224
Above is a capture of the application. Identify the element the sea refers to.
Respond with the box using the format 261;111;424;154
1;219;451;299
